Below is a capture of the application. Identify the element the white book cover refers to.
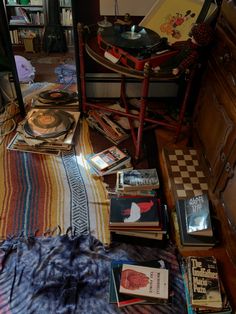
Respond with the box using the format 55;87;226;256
119;264;169;300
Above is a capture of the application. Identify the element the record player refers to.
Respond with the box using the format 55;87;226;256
97;25;178;71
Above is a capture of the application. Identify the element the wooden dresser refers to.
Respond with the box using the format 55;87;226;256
193;0;236;306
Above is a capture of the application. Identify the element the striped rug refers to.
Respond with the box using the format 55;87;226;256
0;119;110;244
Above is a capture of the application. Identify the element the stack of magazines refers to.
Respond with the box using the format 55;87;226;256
86;110;129;145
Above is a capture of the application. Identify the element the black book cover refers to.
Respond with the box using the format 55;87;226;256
187;256;222;309
184;194;213;237
109;196;160;226
176;199;216;246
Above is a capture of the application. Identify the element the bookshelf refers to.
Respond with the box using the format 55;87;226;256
4;0;45;51
59;0;74;50
4;0;74;52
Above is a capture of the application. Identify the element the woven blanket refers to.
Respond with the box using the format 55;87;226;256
0;119;110;244
0;234;187;313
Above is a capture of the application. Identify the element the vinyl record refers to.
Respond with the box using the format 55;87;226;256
24;109;74;138
100;25;161;51
39;90;77;102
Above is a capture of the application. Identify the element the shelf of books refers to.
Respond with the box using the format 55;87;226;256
4;0;45;50
4;0;74;51
59;0;73;49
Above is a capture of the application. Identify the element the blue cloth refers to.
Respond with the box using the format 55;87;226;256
0;234;187;313
55;63;77;84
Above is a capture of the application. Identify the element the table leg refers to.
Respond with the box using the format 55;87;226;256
77;23;87;113
135;68;150;160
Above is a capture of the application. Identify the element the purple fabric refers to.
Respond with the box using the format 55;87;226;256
0;234;187;313
14;55;35;83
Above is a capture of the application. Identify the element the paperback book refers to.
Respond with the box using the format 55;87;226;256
187;256;222;309
110;259;169;307
88;145;129;172
86;153;132;176
109;196;161;227
180;258;232;314
119;264;169;301
116;168;160;191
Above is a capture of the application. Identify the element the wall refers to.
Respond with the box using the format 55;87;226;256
85;73;178;98
99;0;156;16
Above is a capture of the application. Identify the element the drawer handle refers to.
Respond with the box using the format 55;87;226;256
219;52;231;63
229;72;236;86
225;162;234;178
221;152;226;162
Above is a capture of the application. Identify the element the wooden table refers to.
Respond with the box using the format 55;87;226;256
77;23;195;160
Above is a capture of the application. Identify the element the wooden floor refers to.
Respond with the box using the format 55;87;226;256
18;50;76;82
24;63;236;311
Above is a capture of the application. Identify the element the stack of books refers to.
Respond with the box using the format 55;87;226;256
115;168;160;196
175;194;217;251
109;259;170;308
181;256;232;314
109;195;168;241
86;145;132;176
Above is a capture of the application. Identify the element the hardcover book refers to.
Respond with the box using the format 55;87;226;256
109;196;160;227
187;256;222;309
119;264;169;300
175;199;216;248
184;194;213;237
89;146;129;171
116;168;160;191
112;230;164;240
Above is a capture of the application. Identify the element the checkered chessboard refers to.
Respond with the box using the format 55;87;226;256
163;148;208;200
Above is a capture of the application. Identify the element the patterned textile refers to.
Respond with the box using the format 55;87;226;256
0;234;187;314
0;119;110;244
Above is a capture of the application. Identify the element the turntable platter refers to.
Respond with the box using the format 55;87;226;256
100;25;161;50
24;109;74;138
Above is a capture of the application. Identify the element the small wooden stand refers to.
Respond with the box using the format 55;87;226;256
77;23;195;160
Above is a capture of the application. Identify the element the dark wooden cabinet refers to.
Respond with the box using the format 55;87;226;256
193;61;236;191
215;140;236;266
193;3;236;267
